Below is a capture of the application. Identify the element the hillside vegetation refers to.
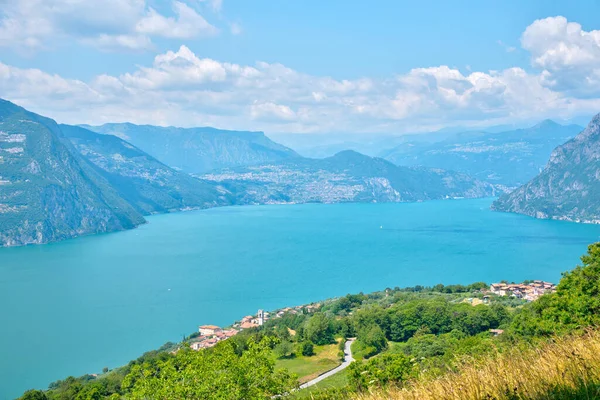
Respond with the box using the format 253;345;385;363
356;330;600;400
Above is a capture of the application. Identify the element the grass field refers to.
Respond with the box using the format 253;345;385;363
291;369;349;399
276;342;341;384
356;330;600;400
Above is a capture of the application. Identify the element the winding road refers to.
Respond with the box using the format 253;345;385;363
299;338;356;389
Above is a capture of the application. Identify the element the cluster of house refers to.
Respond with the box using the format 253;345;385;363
489;280;556;301
190;303;321;351
190;325;239;350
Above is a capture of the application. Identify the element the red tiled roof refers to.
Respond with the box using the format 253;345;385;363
199;325;221;330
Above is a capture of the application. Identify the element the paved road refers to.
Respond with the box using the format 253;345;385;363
299;338;356;389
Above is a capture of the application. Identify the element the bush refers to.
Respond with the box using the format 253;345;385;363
274;340;295;359
304;313;335;345
300;341;315;356
19;390;48;400
347;353;416;391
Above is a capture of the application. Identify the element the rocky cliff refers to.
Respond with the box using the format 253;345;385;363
0;100;145;246
493;114;600;223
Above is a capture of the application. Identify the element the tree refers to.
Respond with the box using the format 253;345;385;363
510;242;600;336
361;325;388;353
274;340;295;359
347;353;415;391
19;390;47;400
304;313;334;345
123;338;297;399
300;341;315;356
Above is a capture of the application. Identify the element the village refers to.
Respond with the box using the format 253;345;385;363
488;280;556;301
189;303;321;350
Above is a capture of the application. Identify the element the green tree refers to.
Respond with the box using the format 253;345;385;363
273;340;295;359
300;341;315;356
347;353;415;391
510;242;600;336
304;313;334;345
360;325;388;353
123;338;297;399
20;390;48;400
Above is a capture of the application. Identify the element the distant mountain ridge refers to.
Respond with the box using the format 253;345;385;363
201;150;506;204
60;124;234;215
493;114;600;223
83;123;300;174
380;120;583;186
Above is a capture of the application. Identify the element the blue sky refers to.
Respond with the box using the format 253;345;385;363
1;0;600;134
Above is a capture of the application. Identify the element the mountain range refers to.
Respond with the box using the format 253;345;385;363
379;120;583;187
201;150;504;204
83;123;300;174
2;97;595;247
493;114;600;223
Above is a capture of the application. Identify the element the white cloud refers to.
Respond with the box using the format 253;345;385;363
0;0;218;51
251;102;297;122
2;16;600;134
83;34;153;52
136;1;218;39
522;16;600;97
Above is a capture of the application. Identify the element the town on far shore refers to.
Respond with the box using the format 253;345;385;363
188;280;557;350
189;303;321;350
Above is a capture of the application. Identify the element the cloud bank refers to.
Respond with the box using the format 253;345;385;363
0;0;218;51
1;14;599;133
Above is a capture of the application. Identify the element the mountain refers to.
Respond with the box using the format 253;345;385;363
270;131;462;159
492;114;600;223
83;123;300;174
380;121;583;187
60;124;233;215
201;150;505;204
0;100;145;247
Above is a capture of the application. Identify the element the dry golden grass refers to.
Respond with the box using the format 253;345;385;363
356;330;600;400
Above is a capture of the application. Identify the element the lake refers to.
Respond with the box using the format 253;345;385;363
2;199;600;398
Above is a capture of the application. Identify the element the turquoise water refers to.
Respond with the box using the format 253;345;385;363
2;199;600;398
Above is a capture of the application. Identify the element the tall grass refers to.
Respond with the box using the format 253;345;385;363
356;330;600;400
